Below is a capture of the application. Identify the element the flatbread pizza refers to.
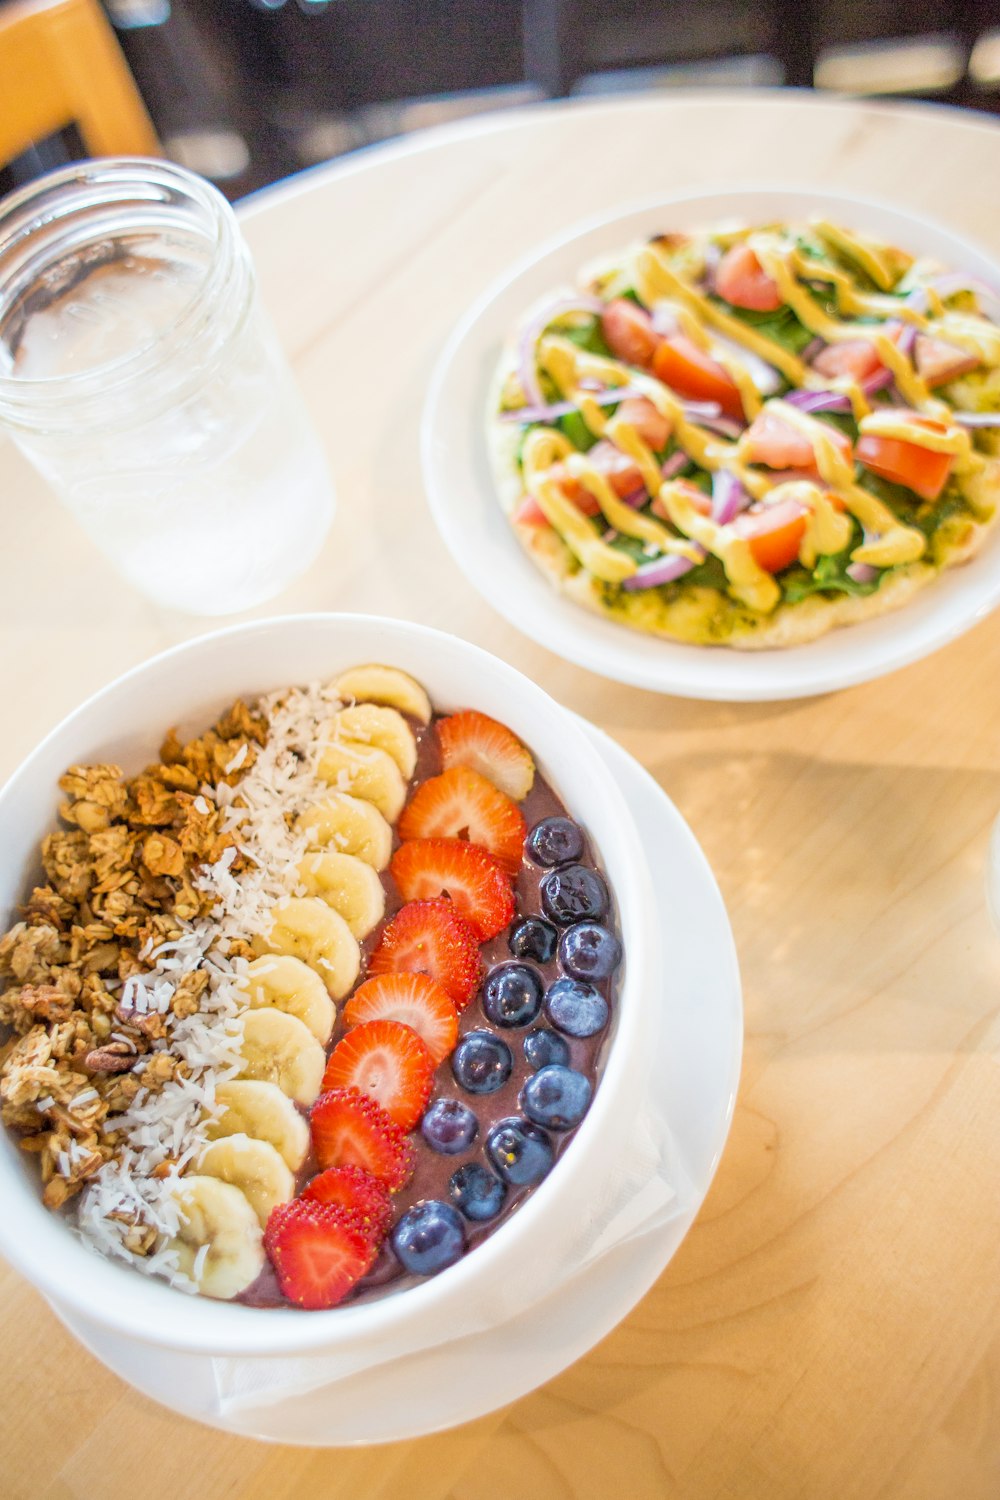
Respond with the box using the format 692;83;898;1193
487;219;1000;649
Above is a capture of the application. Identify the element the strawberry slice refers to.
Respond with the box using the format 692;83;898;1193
398;766;526;877
264;1199;377;1309
367;899;482;1010
322;1019;434;1131
310;1086;415;1188
301;1164;392;1244
343;973;458;1065
390;840;515;942
436;710;535;802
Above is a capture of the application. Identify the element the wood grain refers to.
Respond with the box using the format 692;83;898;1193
2;90;999;1499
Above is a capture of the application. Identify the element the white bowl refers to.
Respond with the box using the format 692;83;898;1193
0;614;656;1362
422;185;1000;701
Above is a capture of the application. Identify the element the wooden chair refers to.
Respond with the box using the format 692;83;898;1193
0;0;159;169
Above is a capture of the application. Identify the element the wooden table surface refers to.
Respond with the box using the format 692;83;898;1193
3;90;1000;1499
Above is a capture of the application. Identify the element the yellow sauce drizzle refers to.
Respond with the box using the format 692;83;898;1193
564;453;701;558
656;483;780;612
809;218;911;293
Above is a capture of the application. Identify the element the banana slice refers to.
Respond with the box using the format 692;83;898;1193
333;664;431;725
295;792;392;870
316;741;406;823
166;1175;264;1300
329;704;417;780
198;1133;295;1230
243;954;335;1044
297;850;386;939
237;1008;326;1107
207;1080;309;1171
252;896;360;999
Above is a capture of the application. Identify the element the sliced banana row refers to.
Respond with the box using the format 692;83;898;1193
236;1007;325;1107
252;896;360;1000
166;668;431;1300
165;1174;265;1300
332;663;431;724
198;1133;295;1229
316;705;417;824
296;850;385;939
331;703;418;780
243;954;335;1042
206;1079;309;1171
295;792;392;870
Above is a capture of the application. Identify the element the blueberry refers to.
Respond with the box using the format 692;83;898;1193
509;916;558;964
449;1162;507;1222
559;921;622;981
544;977;609;1037
521;1065;592;1130
485;1117;554;1186
451;1030;513;1094
420;1097;478;1154
391;1200;465;1276
523;1027;570;1071
526;817;584;867
540;864;609;926
482;963;544;1028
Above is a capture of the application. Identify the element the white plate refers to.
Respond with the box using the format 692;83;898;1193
53;719;742;1446
422;186;1000;701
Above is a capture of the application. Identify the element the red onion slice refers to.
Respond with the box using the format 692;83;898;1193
783;366;893;415
929;273;1000;322
516;295;606;409
661;451;691;480
954;411;1000;427
621;547;706;591
697;414;744;439
651;304;679;337
893;321;918;358
711;333;782;396
499;383;646;424
710;469;750;524
846;561;879;584
803;337;826;363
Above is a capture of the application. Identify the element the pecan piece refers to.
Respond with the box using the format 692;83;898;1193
84;1042;137;1074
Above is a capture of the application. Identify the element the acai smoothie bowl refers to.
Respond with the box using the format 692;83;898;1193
0;616;656;1359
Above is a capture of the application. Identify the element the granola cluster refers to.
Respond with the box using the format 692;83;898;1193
0;702;264;1210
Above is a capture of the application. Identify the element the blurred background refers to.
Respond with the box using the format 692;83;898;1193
2;0;1000;201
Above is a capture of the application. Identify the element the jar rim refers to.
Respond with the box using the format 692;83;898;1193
0;158;252;427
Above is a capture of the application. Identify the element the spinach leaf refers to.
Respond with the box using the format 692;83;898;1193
709;298;815;355
556;410;597;452
682;553;730;591
782;543;881;603
560;317;612;359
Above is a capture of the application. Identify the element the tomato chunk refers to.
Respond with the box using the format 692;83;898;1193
812;340;883;382
615;396;671;451
715;244;783;313
600;299;661;369
743;410;853;475
913;335;980;389
734;497;810;573
652;335;745;420
513;495;548;526
855;433;952;501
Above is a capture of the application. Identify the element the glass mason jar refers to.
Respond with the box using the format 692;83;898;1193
0;159;334;614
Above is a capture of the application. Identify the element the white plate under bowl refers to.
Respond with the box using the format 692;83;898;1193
422;185;1000;701
52;720;742;1445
